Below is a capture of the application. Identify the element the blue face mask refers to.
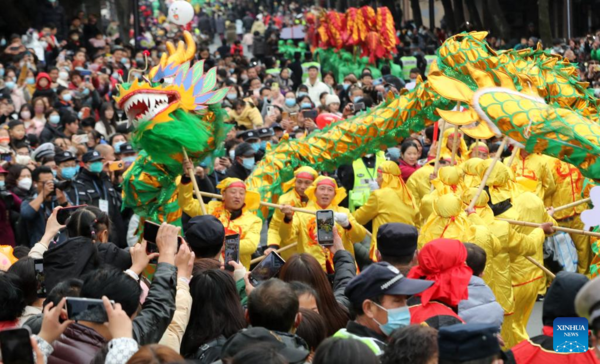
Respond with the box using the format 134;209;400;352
300;102;312;109
260;140;267;150
49;115;60;125
0;69;4;77
372;303;411;336
82;88;90;96
123;156;137;165
285;99;296;107
242;157;255;170
26;77;35;85
0;181;5;188
387;147;401;161
0;39;5;47
61;166;79;180
297;91;308;98
121;57;129;65
251;142;260;152
353;96;363;103
51;169;57;178
62;93;72;102
89;161;103;173
78;111;84;120
226;93;237;100
114;141;125;153
5;81;15;90
198;155;212;168
343;83;350;90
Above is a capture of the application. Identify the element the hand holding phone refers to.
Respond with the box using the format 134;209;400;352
249;251;286;286
56;204;86;225
34;259;47;298
66;297;113;323
316;210;335;247
302;110;318;120
39;297;73;344
224;234;240;272
0;327;34;364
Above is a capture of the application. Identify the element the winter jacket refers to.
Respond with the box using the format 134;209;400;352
458;276;504;329
215;17;226;34
43;236;101;292
49;322;106;364
332;250;356;312
39;123;67;144
252;35;266;56
225;162;251;181
227;99;263;129
398;159;420;182
226;23;237;44
408;296;465;329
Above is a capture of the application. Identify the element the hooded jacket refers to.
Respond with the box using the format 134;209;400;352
32;72;56;103
43;236;101;292
458;276;504;329
227;98;263;129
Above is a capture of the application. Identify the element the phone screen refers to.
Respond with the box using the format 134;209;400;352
66;297;112;323
144;220;161;252
0;327;34;364
1;153;11;163
224;234;240;271
57;205;86;225
250;252;286;286
316;210;335;246
33;259;46;298
302;110;318;120
354;102;366;112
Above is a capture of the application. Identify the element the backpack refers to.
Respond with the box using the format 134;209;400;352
191;335;228;364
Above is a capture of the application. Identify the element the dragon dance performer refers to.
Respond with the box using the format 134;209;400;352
504;149;556;201
353;161;416;261
279;176;367;271
406;156;451;215
178;176;262;269
265;166;318;259
439;128;469;164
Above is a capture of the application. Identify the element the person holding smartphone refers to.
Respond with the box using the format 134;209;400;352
265;166;318;259
178;177;262;269
279;176;367;271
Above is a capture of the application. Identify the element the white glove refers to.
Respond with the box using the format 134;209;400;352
368;180;379;191
334;212;350;228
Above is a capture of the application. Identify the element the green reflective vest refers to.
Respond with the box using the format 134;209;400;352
400;56;417;81
333;328;384;356
349;151;385;212
425;55;437;76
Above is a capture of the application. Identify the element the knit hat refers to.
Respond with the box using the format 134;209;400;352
325;94;340;106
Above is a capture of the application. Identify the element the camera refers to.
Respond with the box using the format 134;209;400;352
54;180;71;191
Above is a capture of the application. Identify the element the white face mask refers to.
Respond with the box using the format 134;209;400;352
16;155;31;165
59;71;69;81
18;177;32;190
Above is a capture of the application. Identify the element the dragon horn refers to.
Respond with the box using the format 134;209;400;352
166;41;176;55
183;31;196;62
127;53;150;83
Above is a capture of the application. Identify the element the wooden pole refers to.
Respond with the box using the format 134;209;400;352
431;120;448;192
525;256;556;279
251;243;298;264
553;198;591;213
182;149;207;215
506;145;519;167
199;191;373;237
468;136;508;210
474;139;480;158
496;217;600;238
450;126;460;165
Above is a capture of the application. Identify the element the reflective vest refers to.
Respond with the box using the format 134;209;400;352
333;329;384;356
425;55;437;76
400;56;417;81
349;152;385;212
266;68;281;76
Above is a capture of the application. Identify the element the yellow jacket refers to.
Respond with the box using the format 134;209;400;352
353;187;417;259
279;200;367;269
178;182;262;269
505;152;556;201
227;98;263;129
547;159;588;220
267;189;306;260
406;163;434;208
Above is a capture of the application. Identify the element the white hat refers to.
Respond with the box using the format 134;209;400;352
325;94;340;106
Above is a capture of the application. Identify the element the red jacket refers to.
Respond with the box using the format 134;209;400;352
398;159;420;181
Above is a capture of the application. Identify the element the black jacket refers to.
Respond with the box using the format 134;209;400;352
43;236;101;292
332;250;356;313
225;162;251;181
345;320;387;352
39;124;66;144
133;262;177;345
72;168;127;247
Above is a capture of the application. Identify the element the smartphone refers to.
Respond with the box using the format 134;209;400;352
57;204;87;225
77;134;89;144
282;111;289;120
143;220;161;253
354;102;366;112
316;210;335;247
267;105;274;115
0;327;34;364
224;234;240;272
0;153;11;163
290;112;298;123
373;77;384;86
33;259;47;298
79;69;92;77
249;251;285;286
302;110;318;120
109;161;125;171
84;75;91;82
66;297;112;323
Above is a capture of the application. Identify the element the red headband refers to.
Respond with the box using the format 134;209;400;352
473;146;488;153
227;182;246;190
317;179;336;188
296;172;315;181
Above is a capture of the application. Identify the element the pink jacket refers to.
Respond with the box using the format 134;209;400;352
398;159;420;181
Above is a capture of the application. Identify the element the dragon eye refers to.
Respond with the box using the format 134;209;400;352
159;78;165;84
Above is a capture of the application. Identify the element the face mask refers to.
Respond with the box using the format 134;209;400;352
77;111;84;120
229;149;235;160
343;83;351;90
114;141;125;153
285;99;296;107
372;303;411;336
49;115;60;125
16;155;31;165
121;57;129;65
0;69;4;77
52;169;57;178
226;93;237;100
5;81;15;90
301;102;312;109
242;157;255;170
20;111;31;120
387;147;401;160
26;77;35;85
353;96;363;103
123;156;137;164
18;177;32;190
62;93;72;102
61;166;78;180
0;137;9;146
112;72;120;80
260;140;267;150
0;39;5;47
89;161;103;173
241;74;248;81
59;71;69;80
82;88;90;96
251;142;260;152
0;181;5;189
297;91;308;98
135;58;144;65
